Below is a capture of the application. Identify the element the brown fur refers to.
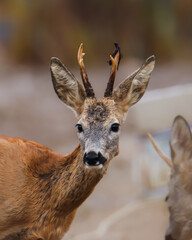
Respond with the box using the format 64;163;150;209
0;47;155;239
0;137;103;239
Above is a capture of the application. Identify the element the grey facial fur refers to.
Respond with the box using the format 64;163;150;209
77;98;120;166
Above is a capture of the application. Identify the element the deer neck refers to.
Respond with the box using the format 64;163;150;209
54;145;106;213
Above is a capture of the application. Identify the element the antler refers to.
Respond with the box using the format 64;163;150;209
104;43;121;98
77;43;95;98
147;133;173;167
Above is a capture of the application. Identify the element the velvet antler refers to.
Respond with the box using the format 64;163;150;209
77;43;95;98
147;133;172;167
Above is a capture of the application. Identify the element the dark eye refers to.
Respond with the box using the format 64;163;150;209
110;123;120;132
76;124;83;133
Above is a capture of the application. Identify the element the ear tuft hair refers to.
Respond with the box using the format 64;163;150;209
50;57;86;115
113;55;155;112
170;115;192;164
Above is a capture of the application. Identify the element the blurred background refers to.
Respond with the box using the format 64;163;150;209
0;1;192;239
1;0;192;65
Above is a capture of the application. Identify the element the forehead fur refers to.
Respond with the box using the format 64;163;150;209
81;98;118;123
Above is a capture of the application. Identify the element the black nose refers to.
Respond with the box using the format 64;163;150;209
83;151;106;167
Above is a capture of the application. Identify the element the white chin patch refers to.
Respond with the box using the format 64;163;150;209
85;163;104;169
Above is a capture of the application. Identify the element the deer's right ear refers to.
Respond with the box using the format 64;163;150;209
170;115;192;164
113;56;155;113
50;57;86;115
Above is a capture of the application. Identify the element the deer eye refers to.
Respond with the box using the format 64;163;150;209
76;124;83;133
110;123;120;132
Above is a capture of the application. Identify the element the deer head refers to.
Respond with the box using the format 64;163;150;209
166;116;192;240
148;116;192;240
50;43;155;170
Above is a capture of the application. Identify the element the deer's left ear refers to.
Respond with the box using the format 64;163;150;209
113;56;155;113
170;116;192;164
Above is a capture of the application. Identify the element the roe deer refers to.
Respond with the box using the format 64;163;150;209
0;43;155;240
148;116;192;240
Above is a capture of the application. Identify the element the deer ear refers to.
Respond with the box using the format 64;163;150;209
170;115;192;164
50;57;86;115
113;56;155;113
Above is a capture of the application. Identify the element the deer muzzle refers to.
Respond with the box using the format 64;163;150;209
83;151;107;169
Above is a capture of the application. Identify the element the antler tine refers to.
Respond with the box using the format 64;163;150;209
77;43;95;98
147;133;173;168
104;43;121;98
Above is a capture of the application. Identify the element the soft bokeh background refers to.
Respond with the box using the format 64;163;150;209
0;1;192;239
